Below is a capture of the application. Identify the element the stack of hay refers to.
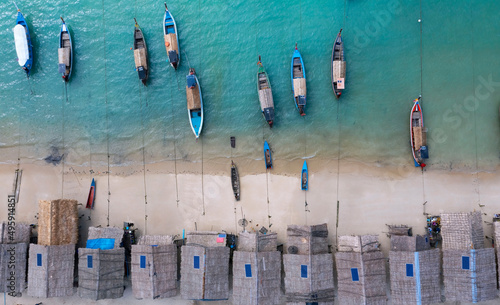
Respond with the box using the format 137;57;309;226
336;235;387;305
77;226;124;300
388;225;440;305
28;199;78;298
180;231;230;300
132;235;177;299
441;212;497;303
0;222;30;296
232;231;281;305
284;223;334;305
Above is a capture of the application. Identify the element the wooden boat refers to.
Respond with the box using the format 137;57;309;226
301;160;308;190
410;96;428;167
291;43;306;116
58;17;73;81
163;3;180;69
186;68;204;138
133;18;149;85
86;178;96;209
257;56;275;127
264;141;272;169
231;161;240;201
13;5;33;77
331;29;346;98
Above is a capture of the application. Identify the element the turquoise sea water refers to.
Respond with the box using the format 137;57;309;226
1;0;500;170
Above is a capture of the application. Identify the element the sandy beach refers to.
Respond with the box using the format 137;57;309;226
2;156;498;246
1;157;500;304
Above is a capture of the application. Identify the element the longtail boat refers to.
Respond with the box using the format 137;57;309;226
301;160;308;190
186;68;204;138
133;18;149;85
163;3;180;69
13;4;33;77
410;96;428;167
231;161;240;201
264;141;272;169
86;178;96;209
331;29;346;98
291;43;306;116
58;17;73;81
257;56;275;127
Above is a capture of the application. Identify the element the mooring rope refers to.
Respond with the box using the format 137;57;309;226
201;137;205;216
469;5;481;208
261;125;271;228
102;0;110;227
418;0;427;209
140;85;148;234
61;83;66;198
170;79;180;207
335;0;348;247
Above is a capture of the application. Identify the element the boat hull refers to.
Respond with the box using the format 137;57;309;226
291;48;306;116
264;141;272;169
231;161;240;201
14;11;33;76
86;178;96;209
58;22;73;81
301;160;308;190
133;22;149;85
410;99;428;167
257;60;274;127
163;7;180;69
331;30;345;98
186;71;204;138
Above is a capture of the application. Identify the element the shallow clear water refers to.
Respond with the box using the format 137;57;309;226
0;0;499;170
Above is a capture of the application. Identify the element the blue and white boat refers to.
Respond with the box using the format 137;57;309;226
186;68;203;138
291;43;306;116
264;141;272;169
301;160;308;190
163;3;180;69
58;17;73;81
13;5;33;77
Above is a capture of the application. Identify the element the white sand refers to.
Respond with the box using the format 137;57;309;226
2;158;500;304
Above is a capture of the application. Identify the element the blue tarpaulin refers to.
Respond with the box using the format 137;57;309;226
86;238;115;250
